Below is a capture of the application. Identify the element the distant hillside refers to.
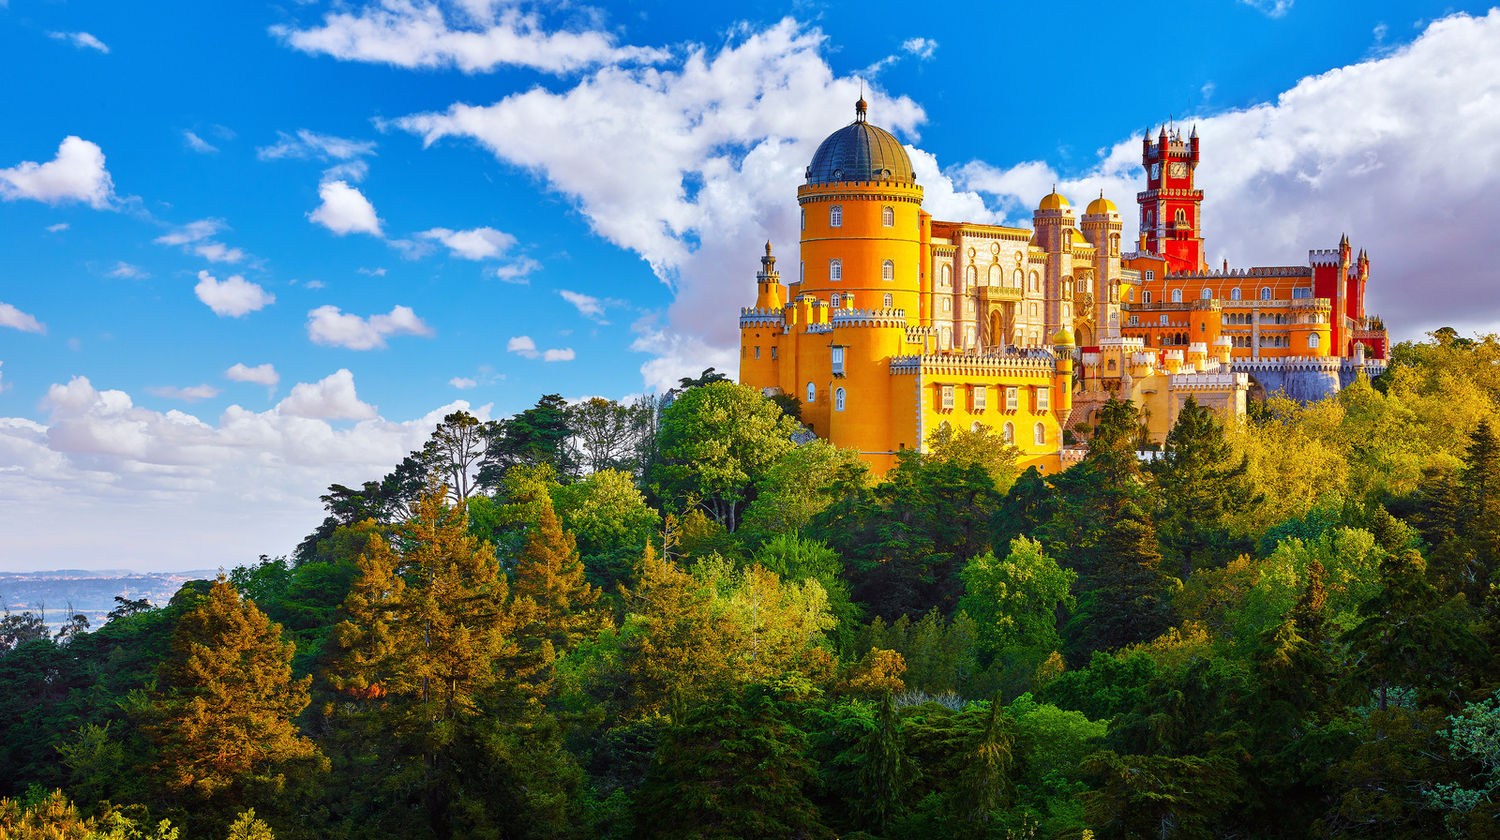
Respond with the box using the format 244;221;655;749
0;569;219;633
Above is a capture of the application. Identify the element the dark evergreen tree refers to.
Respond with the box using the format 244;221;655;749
1151;395;1261;579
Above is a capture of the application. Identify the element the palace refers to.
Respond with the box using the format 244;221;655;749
738;100;1388;473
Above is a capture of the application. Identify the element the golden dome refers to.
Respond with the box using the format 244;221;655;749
1086;193;1117;215
1038;188;1070;211
1050;328;1075;346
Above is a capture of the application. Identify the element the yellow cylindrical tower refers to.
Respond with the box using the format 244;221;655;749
1051;328;1074;423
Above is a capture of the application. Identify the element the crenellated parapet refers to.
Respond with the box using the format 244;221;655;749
889;350;1058;376
1234;355;1344;373
830;307;908;328
739;307;786;329
1170;372;1249;391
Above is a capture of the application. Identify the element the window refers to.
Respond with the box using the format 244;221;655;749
1006;386;1018;411
883;293;893;308
835;387;846;411
972;385;986;411
1309;333;1321;349
941;265;952;287
770;347;777;359
1175;209;1187;224
800;209;805;230
1034;422;1045;445
830;293;840;307
988;264;999;286
881;205;894;227
1128;289;1135;302
1062;303;1071;320
1144;270;1155;281
1002;422;1015;444
829;259;842;282
1260;287;1272;301
1130;314;1139;326
829;205;842;227
1029;303;1039;318
965;299;975;315
1030;271;1040;291
1201;289;1212;299
754;346;760;359
1037;387;1050;411
1012;270;1023;288
1231;287;1242;300
799;261;804;283
1293;287;1312;299
941;385;955;410
940;327;951;349
965;266;976;288
806;382;816;403
831;346;844;375
941;298;952;314
965;326;975;346
1159;314;1168;325
882;259;895;282
1171;289;1182;303
1144;291;1153;303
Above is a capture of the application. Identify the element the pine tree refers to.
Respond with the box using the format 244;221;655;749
853;691;911;834
1151;395;1260;579
513;491;605;652
146;575;321;819
957;696;1014;825
617;544;735;716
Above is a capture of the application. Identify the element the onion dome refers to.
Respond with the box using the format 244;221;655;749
805;100;916;185
1086;191;1117;215
1038;186;1071;211
1050;328;1076;346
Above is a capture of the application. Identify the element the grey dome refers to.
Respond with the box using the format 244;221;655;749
805;101;917;185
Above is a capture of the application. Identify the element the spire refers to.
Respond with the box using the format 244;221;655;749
1190;124;1198;139
855;83;867;123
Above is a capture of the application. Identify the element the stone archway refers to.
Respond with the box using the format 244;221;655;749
1245;373;1267;404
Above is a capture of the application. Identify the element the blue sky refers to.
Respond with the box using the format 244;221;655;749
3;1;1499;572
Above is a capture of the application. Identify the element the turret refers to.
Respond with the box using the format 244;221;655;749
754;240;784;310
1358;249;1369;280
1189;124;1199;163
1051;328;1075;421
1213;336;1232;367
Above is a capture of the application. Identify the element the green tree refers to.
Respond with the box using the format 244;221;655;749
567;396;650;475
513;491;606;654
145;576;321;825
481;394;575;486
552;468;659;590
1151;395;1261;579
959;537;1076;659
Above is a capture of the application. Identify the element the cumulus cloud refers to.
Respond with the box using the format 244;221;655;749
183;131;218;154
901;37;937;59
392;18;984;390
310;179;382;236
146;384;222;402
543;347;574;362
306;304;432;349
449;376;477;389
493;257;540;283
418;226;516;259
0;302;46;334
225;362;280;391
506;335;539;359
0;374;486;570
107;261;147;279
276;369;376;419
558;289;613;323
1240;0;1293;18
271;0;669;74
154;218;247;263
0;136;115;209
951;10;1500;337
194;270;275;317
49;31;109;53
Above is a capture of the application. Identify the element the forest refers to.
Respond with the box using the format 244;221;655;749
4;328;1500;840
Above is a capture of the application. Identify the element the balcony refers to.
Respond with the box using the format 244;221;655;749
978;285;1024;302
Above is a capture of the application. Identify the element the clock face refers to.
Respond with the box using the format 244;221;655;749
1168;162;1188;179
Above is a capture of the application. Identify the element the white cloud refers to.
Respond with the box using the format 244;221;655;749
0;374;489;570
543;347;575;362
493;257;539;283
310;179;382;236
357;267;388;276
271;0;669;75
449;376;477;389
0;136;115;209
46;223;68;233
1239;0;1292;18
0;302;46;334
194;270;275;318
417;225;516;259
49;31;109;53
257;129;376;162
901;37;937;59
391;18;983;391
183;131;218;154
275;369;376;419
154;218;247;263
225;362;280;390
306;304;432;349
146;384;222;402
107;261;148;279
506;334;539;358
558;289;611;323
952;10;1500;337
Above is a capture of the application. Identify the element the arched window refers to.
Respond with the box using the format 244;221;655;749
799;261;804;283
830;293;840;306
1030;303;1039;318
1171;289;1182;303
1034;422;1045;445
1030;271;1040;291
800;209;805;231
941;265;952;287
881;206;894;227
988;264;999;286
829;205;842;227
1231;287;1241;300
965;265;976;288
1201;288;1212;299
1143;291;1153;303
882;259;894;282
883;293;893;308
1260;287;1272;301
1175;208;1187;224
806;382;816;403
835;387;846;411
1012;270;1023;288
939;327;951;349
829;259;841;282
1062;303;1071;320
1002;422;1015;444
1309;333;1321;349
941;298;952;313
965;326;976;346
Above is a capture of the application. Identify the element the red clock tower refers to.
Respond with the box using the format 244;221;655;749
1137;125;1205;273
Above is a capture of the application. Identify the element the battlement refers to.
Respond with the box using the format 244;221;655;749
1100;336;1146;351
1309;249;1345;267
889;349;1058;376
1170;372;1250;391
1171;266;1311;279
806;323;834;334
1233;356;1344;373
830;307;908;328
1187;342;1208;355
739;306;786;329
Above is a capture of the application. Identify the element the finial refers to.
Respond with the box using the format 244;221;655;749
765;240;772;254
855;91;867;122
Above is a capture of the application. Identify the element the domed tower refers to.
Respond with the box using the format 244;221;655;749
1080;193;1124;347
1032;188;1076;348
